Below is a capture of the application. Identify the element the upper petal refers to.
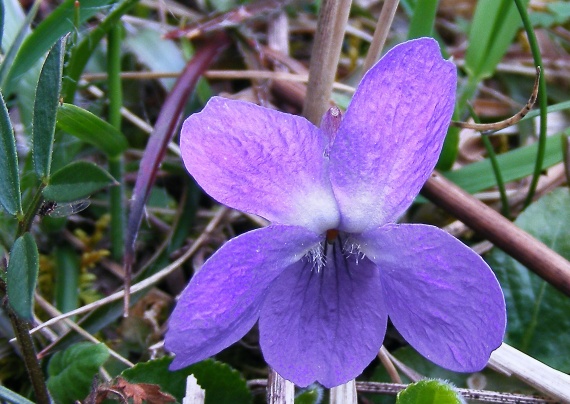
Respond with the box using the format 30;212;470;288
180;97;339;233
330;38;457;232
259;240;387;387
165;225;321;369
358;224;506;372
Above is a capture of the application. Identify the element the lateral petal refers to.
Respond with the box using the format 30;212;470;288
259;242;387;387
180;97;339;233
358;224;506;372
330;38;457;232
166;225;321;369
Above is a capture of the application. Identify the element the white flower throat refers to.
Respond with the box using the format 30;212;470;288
307;230;366;273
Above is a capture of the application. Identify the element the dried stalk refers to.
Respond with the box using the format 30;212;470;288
451;67;540;133
267;370;294;404
361;0;400;75
302;0;353;124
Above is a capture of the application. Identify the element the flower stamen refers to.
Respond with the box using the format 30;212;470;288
326;229;339;244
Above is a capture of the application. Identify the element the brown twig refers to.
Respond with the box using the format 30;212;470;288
377;346;402;384
302;0;353;124
451;67;540;133
360;0;400;75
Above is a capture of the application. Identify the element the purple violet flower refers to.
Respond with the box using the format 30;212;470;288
165;38;506;387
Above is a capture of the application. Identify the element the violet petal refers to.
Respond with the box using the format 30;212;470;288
359;223;506;371
180;97;339;233
330;38;457;233
259;244;387;387
166;225;321;369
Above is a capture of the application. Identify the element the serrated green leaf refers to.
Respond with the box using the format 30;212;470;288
2;0;115;96
396;380;464;404
33;36;66;180
121;357;252;404
465;0;529;80
0;385;35;404
7;233;39;320
0;91;22;216
487;188;570;371
47;342;109;404
43;161;117;203
56;103;128;157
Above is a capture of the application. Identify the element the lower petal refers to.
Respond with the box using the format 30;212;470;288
259;241;387;387
165;225;321;369
359;224;506;372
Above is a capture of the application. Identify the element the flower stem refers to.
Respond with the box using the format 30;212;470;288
513;0;547;208
302;0;352;125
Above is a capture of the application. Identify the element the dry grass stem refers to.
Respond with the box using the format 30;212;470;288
361;0;400;75
27;207;229;337
451;67;540;133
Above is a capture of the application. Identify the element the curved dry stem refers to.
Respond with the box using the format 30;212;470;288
451;67;540;133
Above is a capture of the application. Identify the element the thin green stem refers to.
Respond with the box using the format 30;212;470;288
302;0;352;125
107;24;125;260
466;104;510;218
513;0;547;207
481;136;510;218
17;185;45;235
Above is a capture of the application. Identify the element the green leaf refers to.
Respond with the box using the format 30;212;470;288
33;36;66;180
486;188;570;371
445;133;563;194
56;103;128;157
47;342;110;404
0;385;35;404
7;233;39;320
465;0;529;80
0;0;40;91
121;357;252;404
396;380;464;404
295;385;323;404
407;0;438;39
0;91;22;216
54;246;80;314
124;28;186;91
2;0;115;95
43;161;117;203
